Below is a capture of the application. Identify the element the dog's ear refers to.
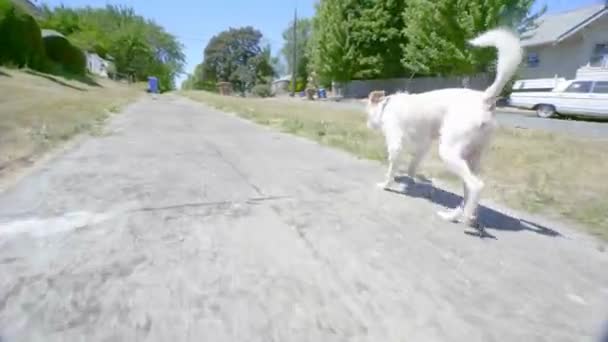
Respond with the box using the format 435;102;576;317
368;90;386;104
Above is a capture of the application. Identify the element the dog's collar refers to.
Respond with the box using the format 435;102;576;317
378;95;391;121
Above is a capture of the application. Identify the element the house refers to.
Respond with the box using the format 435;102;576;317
519;2;608;81
85;52;115;78
271;75;291;95
41;28;65;40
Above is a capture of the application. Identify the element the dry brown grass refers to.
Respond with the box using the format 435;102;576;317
181;90;608;240
0;67;143;176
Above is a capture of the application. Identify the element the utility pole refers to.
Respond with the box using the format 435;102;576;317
290;8;298;96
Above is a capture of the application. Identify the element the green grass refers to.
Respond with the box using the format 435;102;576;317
181;90;608;241
0;67;144;176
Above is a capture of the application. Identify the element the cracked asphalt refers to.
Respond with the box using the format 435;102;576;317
1;95;608;342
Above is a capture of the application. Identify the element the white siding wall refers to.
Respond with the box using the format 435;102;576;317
86;53;109;78
520;38;587;79
576;14;608;79
519;13;608;80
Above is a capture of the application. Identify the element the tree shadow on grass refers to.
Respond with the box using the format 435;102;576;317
0;70;11;77
25;69;102;89
62;72;102;87
25;70;89;91
391;175;562;239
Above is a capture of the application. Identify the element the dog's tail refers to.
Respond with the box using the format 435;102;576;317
469;28;523;103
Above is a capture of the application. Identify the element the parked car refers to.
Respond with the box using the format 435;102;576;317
508;80;608;119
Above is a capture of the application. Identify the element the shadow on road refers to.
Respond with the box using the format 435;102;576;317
553;115;608;124
392;175;562;238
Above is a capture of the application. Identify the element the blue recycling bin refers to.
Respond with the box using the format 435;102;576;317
148;76;159;94
318;88;327;99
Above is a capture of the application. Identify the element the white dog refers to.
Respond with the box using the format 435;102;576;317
365;28;523;225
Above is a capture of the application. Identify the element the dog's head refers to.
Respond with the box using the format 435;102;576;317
365;90;387;130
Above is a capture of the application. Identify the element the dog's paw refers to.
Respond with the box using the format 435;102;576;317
437;207;464;222
376;181;390;190
459;215;479;227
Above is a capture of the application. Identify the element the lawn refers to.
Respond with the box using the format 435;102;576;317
0;67;143;180
181;90;608;240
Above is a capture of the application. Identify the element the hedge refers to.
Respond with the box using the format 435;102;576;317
251;83;273;97
0;0;45;70
42;34;86;75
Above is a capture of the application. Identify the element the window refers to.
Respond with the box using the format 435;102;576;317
592;81;608;94
589;43;608;67
565;81;592;93
526;52;540;68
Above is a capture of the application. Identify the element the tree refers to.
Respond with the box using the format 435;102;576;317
343;0;409;79
401;0;540;76
40;4;185;90
281;17;312;81
308;0;357;86
308;0;410;86
201;26;274;93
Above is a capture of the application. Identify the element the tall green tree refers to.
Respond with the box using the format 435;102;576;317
308;0;356;86
281;17;312;81
401;0;541;76
200;26;274;93
308;0;410;85
181;62;214;91
344;0;408;79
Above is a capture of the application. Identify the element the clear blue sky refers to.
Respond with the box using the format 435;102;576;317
40;0;604;85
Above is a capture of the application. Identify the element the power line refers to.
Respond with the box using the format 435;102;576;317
172;34;284;48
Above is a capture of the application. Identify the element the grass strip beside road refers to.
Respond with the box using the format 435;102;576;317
0;67;144;178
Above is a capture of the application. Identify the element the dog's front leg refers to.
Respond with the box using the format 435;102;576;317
377;157;397;189
377;138;402;189
407;142;431;182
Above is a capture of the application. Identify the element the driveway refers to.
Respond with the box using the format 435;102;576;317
1;95;607;341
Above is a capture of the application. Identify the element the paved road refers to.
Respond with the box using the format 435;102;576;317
1;96;607;342
310;99;608;139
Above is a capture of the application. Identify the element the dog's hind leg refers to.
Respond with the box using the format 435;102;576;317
438;148;483;222
438;183;466;222
437;142;484;225
465;148;483;223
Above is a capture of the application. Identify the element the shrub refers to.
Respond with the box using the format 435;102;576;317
289;78;306;93
0;0;46;70
42;34;86;75
252;83;273;98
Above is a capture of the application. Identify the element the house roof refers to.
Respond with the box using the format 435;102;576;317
41;29;66;39
521;3;607;47
272;74;292;83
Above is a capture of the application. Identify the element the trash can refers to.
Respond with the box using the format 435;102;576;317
148;76;159;94
318;88;327;99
